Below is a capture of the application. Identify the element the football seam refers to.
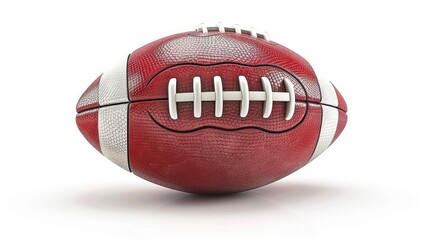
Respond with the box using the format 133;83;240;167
144;62;307;89
76;99;346;115
147;104;308;134
145;102;345;134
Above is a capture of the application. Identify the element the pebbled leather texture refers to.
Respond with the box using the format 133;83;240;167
128;32;321;103
129;102;322;193
76;76;100;113
98;104;129;171
76;109;101;153
334;85;348;112
76;29;348;194
132;64;306;101
333;109;348;144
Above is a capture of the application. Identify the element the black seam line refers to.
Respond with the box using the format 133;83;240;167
76;98;168;113
76;99;346;114
126;103;131;172
148;104;308;134
77;98;307;114
146;103;343;134
125;54;132;172
307;101;346;113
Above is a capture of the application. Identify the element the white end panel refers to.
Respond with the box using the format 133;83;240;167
98;104;130;171
99;55;129;106
309;105;339;163
318;78;338;107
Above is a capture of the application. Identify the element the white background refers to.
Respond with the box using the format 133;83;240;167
1;0;427;239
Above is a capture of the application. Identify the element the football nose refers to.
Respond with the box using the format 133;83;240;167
76;55;130;171
317;77;347;113
76;75;101;113
333;84;347;113
308;78;348;161
76;55;130;113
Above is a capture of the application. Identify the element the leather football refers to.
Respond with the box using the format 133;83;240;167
76;23;348;194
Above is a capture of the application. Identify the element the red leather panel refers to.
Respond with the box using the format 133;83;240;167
334;85;347;112
76;75;100;113
128;32;321;103
76;109;101;153
128;101;322;194
332;109;347;144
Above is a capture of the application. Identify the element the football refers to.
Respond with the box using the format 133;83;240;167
76;23;348;194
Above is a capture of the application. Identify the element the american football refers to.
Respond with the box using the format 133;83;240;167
76;23;348;194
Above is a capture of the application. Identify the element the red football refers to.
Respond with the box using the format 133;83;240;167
76;23;348;194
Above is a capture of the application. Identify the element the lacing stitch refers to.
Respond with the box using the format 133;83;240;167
168;76;295;120
196;23;271;41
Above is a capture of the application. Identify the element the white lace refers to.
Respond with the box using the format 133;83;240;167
168;76;295;120
196;23;271;41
